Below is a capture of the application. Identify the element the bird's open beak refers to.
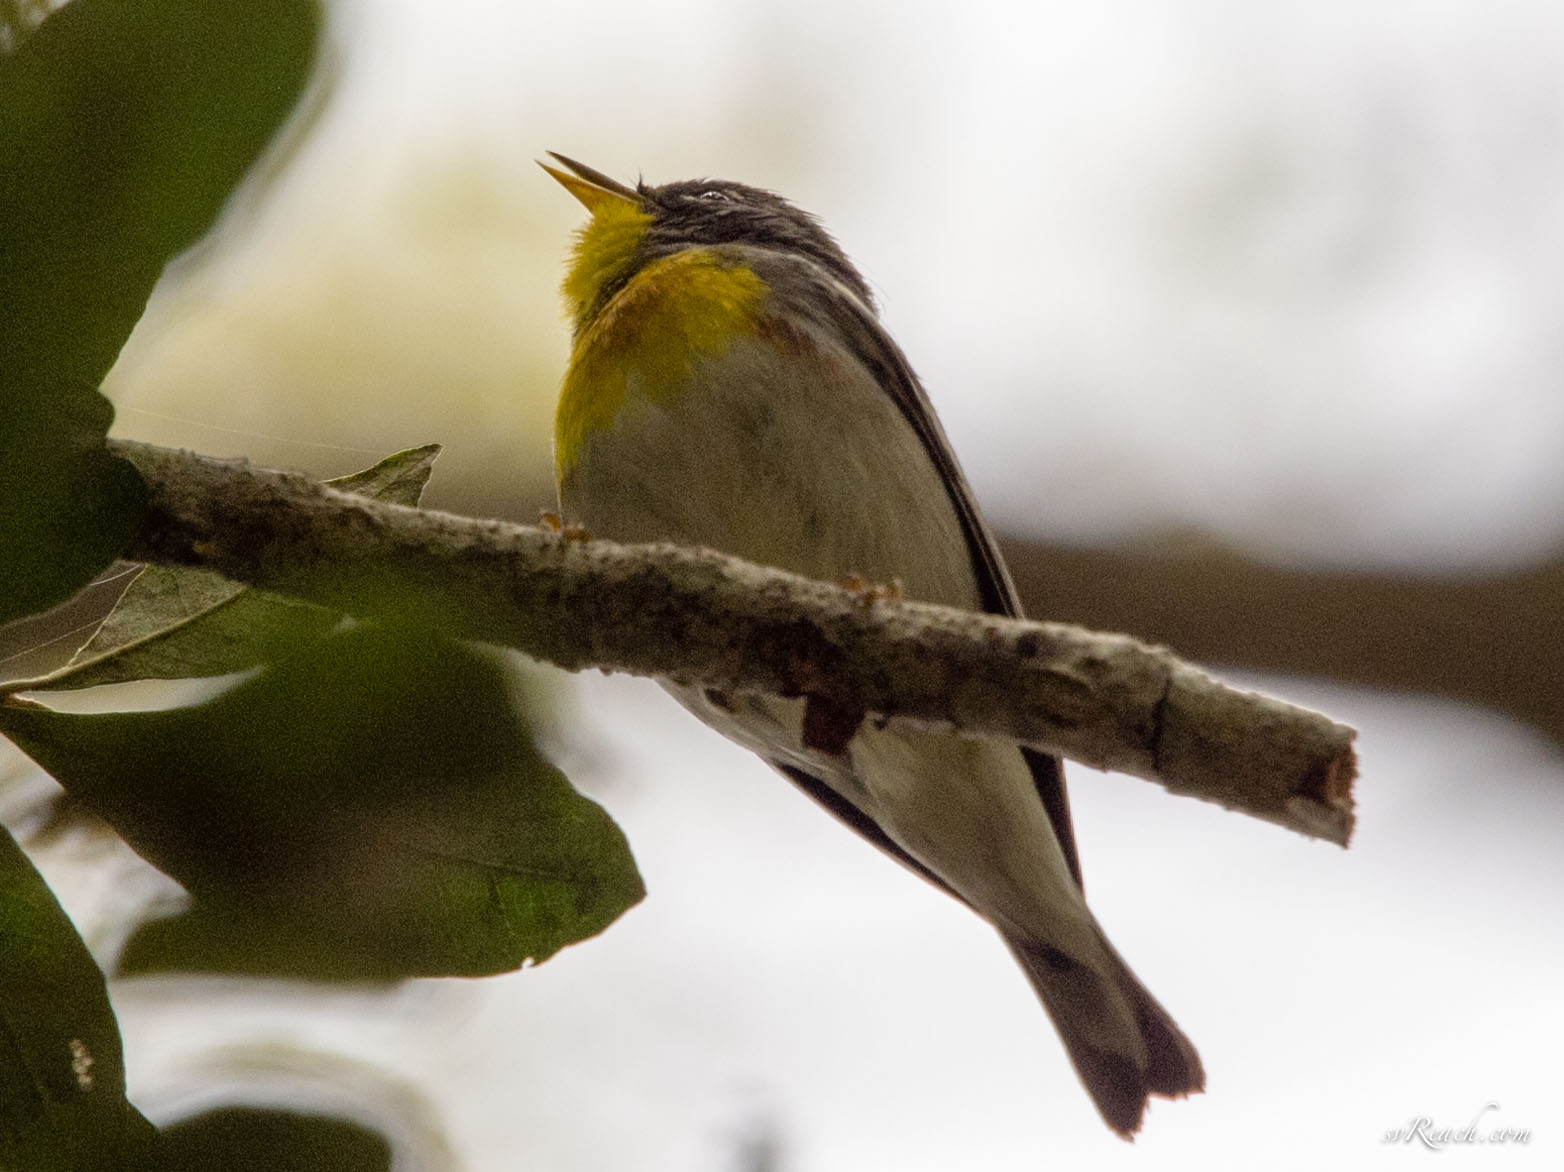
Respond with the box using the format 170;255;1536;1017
539;152;639;214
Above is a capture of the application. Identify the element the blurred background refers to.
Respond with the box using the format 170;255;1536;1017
4;0;1564;1166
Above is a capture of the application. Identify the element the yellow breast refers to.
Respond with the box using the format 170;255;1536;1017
556;248;768;477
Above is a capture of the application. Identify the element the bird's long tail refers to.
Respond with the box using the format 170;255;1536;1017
1006;928;1204;1138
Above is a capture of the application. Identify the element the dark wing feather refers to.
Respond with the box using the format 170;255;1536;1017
746;249;1082;890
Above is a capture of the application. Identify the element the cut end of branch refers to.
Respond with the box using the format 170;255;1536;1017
1154;666;1359;845
1289;742;1359;846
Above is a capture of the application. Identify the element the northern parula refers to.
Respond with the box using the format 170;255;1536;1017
542;153;1203;1136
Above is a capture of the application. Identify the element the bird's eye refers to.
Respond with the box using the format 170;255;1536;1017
697;189;732;203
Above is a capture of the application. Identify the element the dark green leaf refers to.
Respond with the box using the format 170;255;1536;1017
0;627;644;980
0;823;156;1171
49;445;441;690
153;1106;391;1172
48;571;338;689
0;0;322;384
1;0;320;627
0;381;148;625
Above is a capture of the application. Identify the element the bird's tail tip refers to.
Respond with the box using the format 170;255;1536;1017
1009;935;1204;1139
1062;992;1204;1138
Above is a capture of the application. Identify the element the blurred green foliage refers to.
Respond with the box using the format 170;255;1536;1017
3;441;645;980
0;0;321;386
0;0;320;622
2;625;644;981
0;379;148;624
0;1;643;1164
156;1106;393;1172
0;826;156;1172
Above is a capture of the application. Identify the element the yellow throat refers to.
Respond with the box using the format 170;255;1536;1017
554;198;768;477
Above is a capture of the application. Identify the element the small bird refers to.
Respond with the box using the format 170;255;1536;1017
542;153;1203;1136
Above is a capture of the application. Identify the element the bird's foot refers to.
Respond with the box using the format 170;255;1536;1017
838;574;904;606
538;510;593;541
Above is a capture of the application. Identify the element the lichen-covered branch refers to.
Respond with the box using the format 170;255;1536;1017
106;439;1357;845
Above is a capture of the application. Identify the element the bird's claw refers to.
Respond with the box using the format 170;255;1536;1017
539;510;592;541
839;574;904;606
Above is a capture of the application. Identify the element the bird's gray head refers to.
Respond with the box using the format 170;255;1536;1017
635;177;874;309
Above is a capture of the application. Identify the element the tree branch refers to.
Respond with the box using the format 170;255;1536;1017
102;439;1357;845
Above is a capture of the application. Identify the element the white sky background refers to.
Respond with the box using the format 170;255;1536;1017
21;0;1564;1167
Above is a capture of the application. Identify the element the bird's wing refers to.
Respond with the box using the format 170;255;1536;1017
743;248;1082;890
